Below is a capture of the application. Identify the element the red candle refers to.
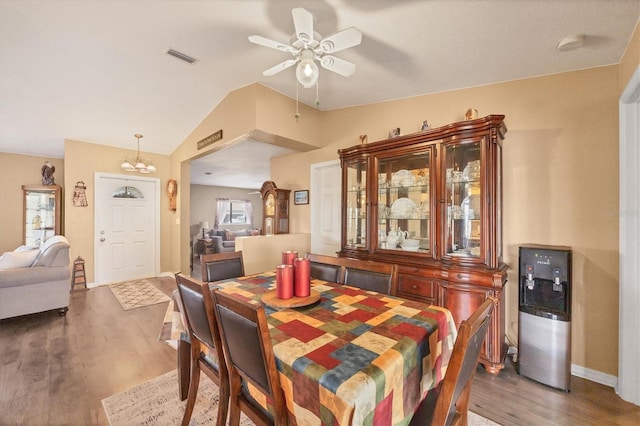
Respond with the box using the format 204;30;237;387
282;250;298;266
294;257;311;297
276;264;294;299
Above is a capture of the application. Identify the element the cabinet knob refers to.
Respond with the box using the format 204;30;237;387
411;285;418;289
457;273;463;279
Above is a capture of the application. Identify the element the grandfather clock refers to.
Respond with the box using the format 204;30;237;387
260;181;290;235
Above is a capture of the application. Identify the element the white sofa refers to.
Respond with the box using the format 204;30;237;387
0;235;71;320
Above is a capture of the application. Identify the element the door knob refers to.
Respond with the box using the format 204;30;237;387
100;237;105;242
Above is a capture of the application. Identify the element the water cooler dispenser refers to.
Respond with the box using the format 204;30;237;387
518;244;572;391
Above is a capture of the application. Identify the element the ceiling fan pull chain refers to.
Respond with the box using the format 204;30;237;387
315;79;320;109
294;81;301;122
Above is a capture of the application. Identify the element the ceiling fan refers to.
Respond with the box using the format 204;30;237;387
249;7;362;89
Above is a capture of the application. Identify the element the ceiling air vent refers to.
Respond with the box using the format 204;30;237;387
166;48;198;64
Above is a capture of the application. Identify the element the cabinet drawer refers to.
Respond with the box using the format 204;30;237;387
439;270;496;287
397;265;439;278
397;275;435;299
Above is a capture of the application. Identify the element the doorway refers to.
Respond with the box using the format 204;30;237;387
94;173;160;285
310;160;342;256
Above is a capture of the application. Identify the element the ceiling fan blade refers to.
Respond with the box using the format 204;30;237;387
263;59;297;76
320;55;356;77
248;35;294;53
319;27;362;54
292;7;314;45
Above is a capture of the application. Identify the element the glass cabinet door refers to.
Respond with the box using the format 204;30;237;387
23;185;61;247
443;141;483;261
376;149;432;254
345;159;368;249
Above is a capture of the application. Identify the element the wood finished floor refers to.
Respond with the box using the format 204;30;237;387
1;275;638;425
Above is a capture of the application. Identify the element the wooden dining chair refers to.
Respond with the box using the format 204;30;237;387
201;250;245;283
341;257;398;295
175;273;229;426
305;252;345;283
211;289;288;426
409;298;495;426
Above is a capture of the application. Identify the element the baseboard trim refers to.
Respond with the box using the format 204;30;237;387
572;364;618;388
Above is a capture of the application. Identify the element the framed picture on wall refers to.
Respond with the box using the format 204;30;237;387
294;190;309;205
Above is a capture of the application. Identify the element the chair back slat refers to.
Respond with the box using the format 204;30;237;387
343;268;393;294
445;308;492;421
305;252;398;294
201;251;245;282
410;297;494;426
212;290;288;425
179;283;216;348
215;303;270;391
175;273;229;426
340;257;398;295
306;252;344;282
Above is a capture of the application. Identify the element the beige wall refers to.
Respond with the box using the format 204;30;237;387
0;153;65;254
236;233;310;276
271;65;621;376
169;84;324;273
63;139;172;283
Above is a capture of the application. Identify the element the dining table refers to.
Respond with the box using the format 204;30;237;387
161;271;457;426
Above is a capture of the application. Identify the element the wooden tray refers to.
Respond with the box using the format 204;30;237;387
261;289;321;309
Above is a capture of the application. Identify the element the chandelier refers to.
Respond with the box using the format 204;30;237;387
120;133;156;173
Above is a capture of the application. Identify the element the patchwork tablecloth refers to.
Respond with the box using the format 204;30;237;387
212;272;457;426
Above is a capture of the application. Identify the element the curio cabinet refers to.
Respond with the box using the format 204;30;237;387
22;184;62;247
339;115;508;374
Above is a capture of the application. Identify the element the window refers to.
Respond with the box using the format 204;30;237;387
112;186;144;198
216;199;252;226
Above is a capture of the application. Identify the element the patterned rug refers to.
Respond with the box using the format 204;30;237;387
102;369;253;426
109;279;170;310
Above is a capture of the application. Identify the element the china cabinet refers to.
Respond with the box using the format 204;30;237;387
22;184;62;247
260;181;290;235
338;115;508;374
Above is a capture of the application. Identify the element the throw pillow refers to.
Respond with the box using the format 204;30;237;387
0;249;39;270
249;229;260;236
224;230;236;241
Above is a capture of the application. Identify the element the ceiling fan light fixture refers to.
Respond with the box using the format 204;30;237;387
296;49;319;88
557;34;585;52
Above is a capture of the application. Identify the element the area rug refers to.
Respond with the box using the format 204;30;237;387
102;370;499;426
109;279;170;310
102;369;253;426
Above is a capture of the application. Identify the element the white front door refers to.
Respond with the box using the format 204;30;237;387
310;160;342;255
95;173;160;285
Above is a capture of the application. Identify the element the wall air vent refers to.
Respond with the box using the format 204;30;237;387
166;48;198;64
